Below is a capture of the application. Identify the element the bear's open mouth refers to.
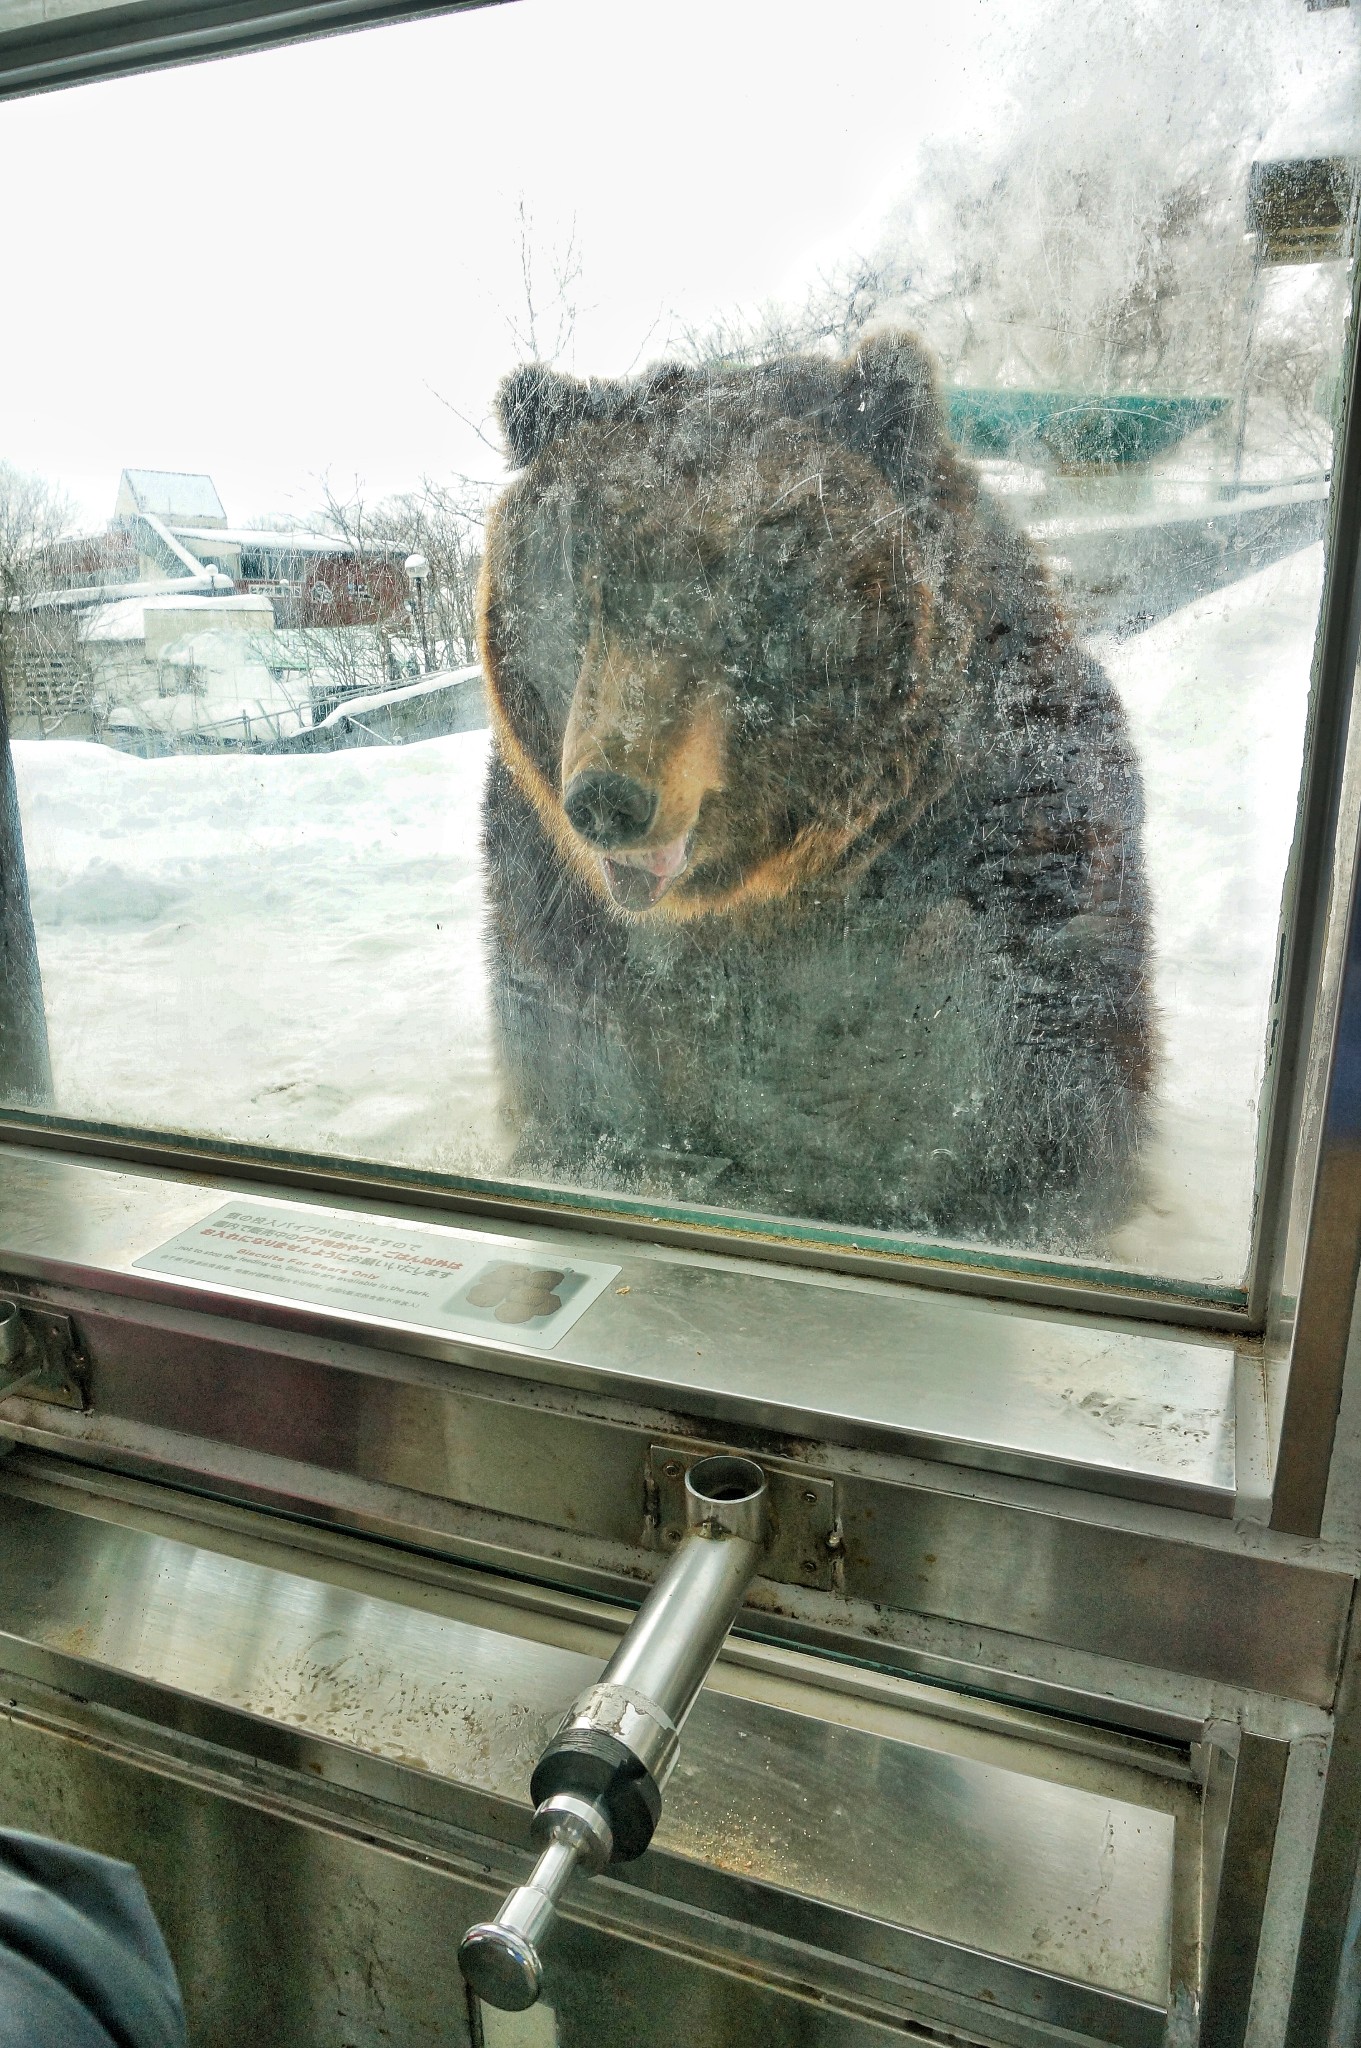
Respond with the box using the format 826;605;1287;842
599;831;692;912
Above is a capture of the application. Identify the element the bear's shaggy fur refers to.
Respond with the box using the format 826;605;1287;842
478;332;1152;1243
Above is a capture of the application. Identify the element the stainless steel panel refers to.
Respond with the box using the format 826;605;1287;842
0;1146;1239;1509
0;1709;951;2048
1285;1590;1361;2048
835;1482;1352;1707
0;1449;1226;1750
2;1284;1350;1706
2;1641;1188;2048
0;1488;1181;2043
0;1711;483;2048
1198;1730;1291;2048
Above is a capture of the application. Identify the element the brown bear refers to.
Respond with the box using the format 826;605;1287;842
478;332;1152;1246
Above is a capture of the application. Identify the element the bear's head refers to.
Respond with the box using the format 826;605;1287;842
480;332;972;919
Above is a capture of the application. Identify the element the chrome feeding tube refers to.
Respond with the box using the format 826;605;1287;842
457;1454;770;2011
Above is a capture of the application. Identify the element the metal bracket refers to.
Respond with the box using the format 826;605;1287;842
0;1297;90;1412
645;1443;840;1592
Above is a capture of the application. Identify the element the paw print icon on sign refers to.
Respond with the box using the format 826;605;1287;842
439;1252;620;1349
451;1260;588;1331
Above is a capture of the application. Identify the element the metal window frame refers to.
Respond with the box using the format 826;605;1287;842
2;12;1361;2044
1257;255;1361;1535
0;0;509;99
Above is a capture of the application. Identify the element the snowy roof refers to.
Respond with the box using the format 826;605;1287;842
314;664;482;726
117;470;227;525
83;593;275;642
82;598;151;643
171;525;365;556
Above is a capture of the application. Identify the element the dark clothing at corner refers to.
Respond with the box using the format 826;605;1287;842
0;1828;185;2048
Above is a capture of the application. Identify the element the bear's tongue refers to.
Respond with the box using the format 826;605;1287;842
600;832;690;911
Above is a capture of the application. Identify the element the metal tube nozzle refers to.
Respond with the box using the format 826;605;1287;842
458;1455;768;2010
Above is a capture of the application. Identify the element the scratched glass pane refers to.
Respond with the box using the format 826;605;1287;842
0;0;1355;1289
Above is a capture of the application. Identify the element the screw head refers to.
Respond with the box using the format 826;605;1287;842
663;1460;682;1479
802;1488;818;1505
801;1558;818;1575
664;1528;681;1546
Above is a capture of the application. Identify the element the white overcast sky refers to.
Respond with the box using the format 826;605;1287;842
0;0;1348;531
0;0;1030;528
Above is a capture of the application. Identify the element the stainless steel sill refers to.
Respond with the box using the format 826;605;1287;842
0;1145;1353;1718
0;1144;1243;1514
0;1470;1210;2047
0;1113;1258;1331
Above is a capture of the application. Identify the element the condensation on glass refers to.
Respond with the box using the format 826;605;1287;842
0;0;1355;1296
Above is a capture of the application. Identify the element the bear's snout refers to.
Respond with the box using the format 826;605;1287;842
563;769;659;850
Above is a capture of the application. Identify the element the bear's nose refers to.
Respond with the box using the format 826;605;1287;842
563;770;658;848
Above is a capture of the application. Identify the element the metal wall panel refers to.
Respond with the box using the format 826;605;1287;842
0;1712;945;2048
0;1484;1202;2048
0;1267;1351;1708
0;1148;1243;1511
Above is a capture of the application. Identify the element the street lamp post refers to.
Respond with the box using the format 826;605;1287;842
404;553;432;675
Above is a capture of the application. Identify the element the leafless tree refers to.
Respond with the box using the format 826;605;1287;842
676;0;1346;471
290;473;486;702
677;255;911;368
0;463;91;737
429;199;587;474
503;197;584;368
370;481;484;671
283;477;406;705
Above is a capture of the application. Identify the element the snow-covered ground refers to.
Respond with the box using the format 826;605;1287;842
14;731;506;1175
11;543;1324;1288
1101;544;1320;1282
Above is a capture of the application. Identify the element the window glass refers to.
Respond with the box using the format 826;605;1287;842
0;0;1355;1292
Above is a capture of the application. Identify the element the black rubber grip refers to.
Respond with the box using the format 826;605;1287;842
530;1728;662;1862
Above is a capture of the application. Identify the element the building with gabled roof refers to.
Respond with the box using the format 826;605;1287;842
21;470;414;746
41;471;406;630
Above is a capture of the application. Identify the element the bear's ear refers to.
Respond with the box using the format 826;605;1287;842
496;364;591;467
832;329;947;487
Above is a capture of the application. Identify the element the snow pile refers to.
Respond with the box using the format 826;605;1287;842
1099;542;1322;1281
14;730;506;1174
10;542;1326;1286
110;627;314;744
